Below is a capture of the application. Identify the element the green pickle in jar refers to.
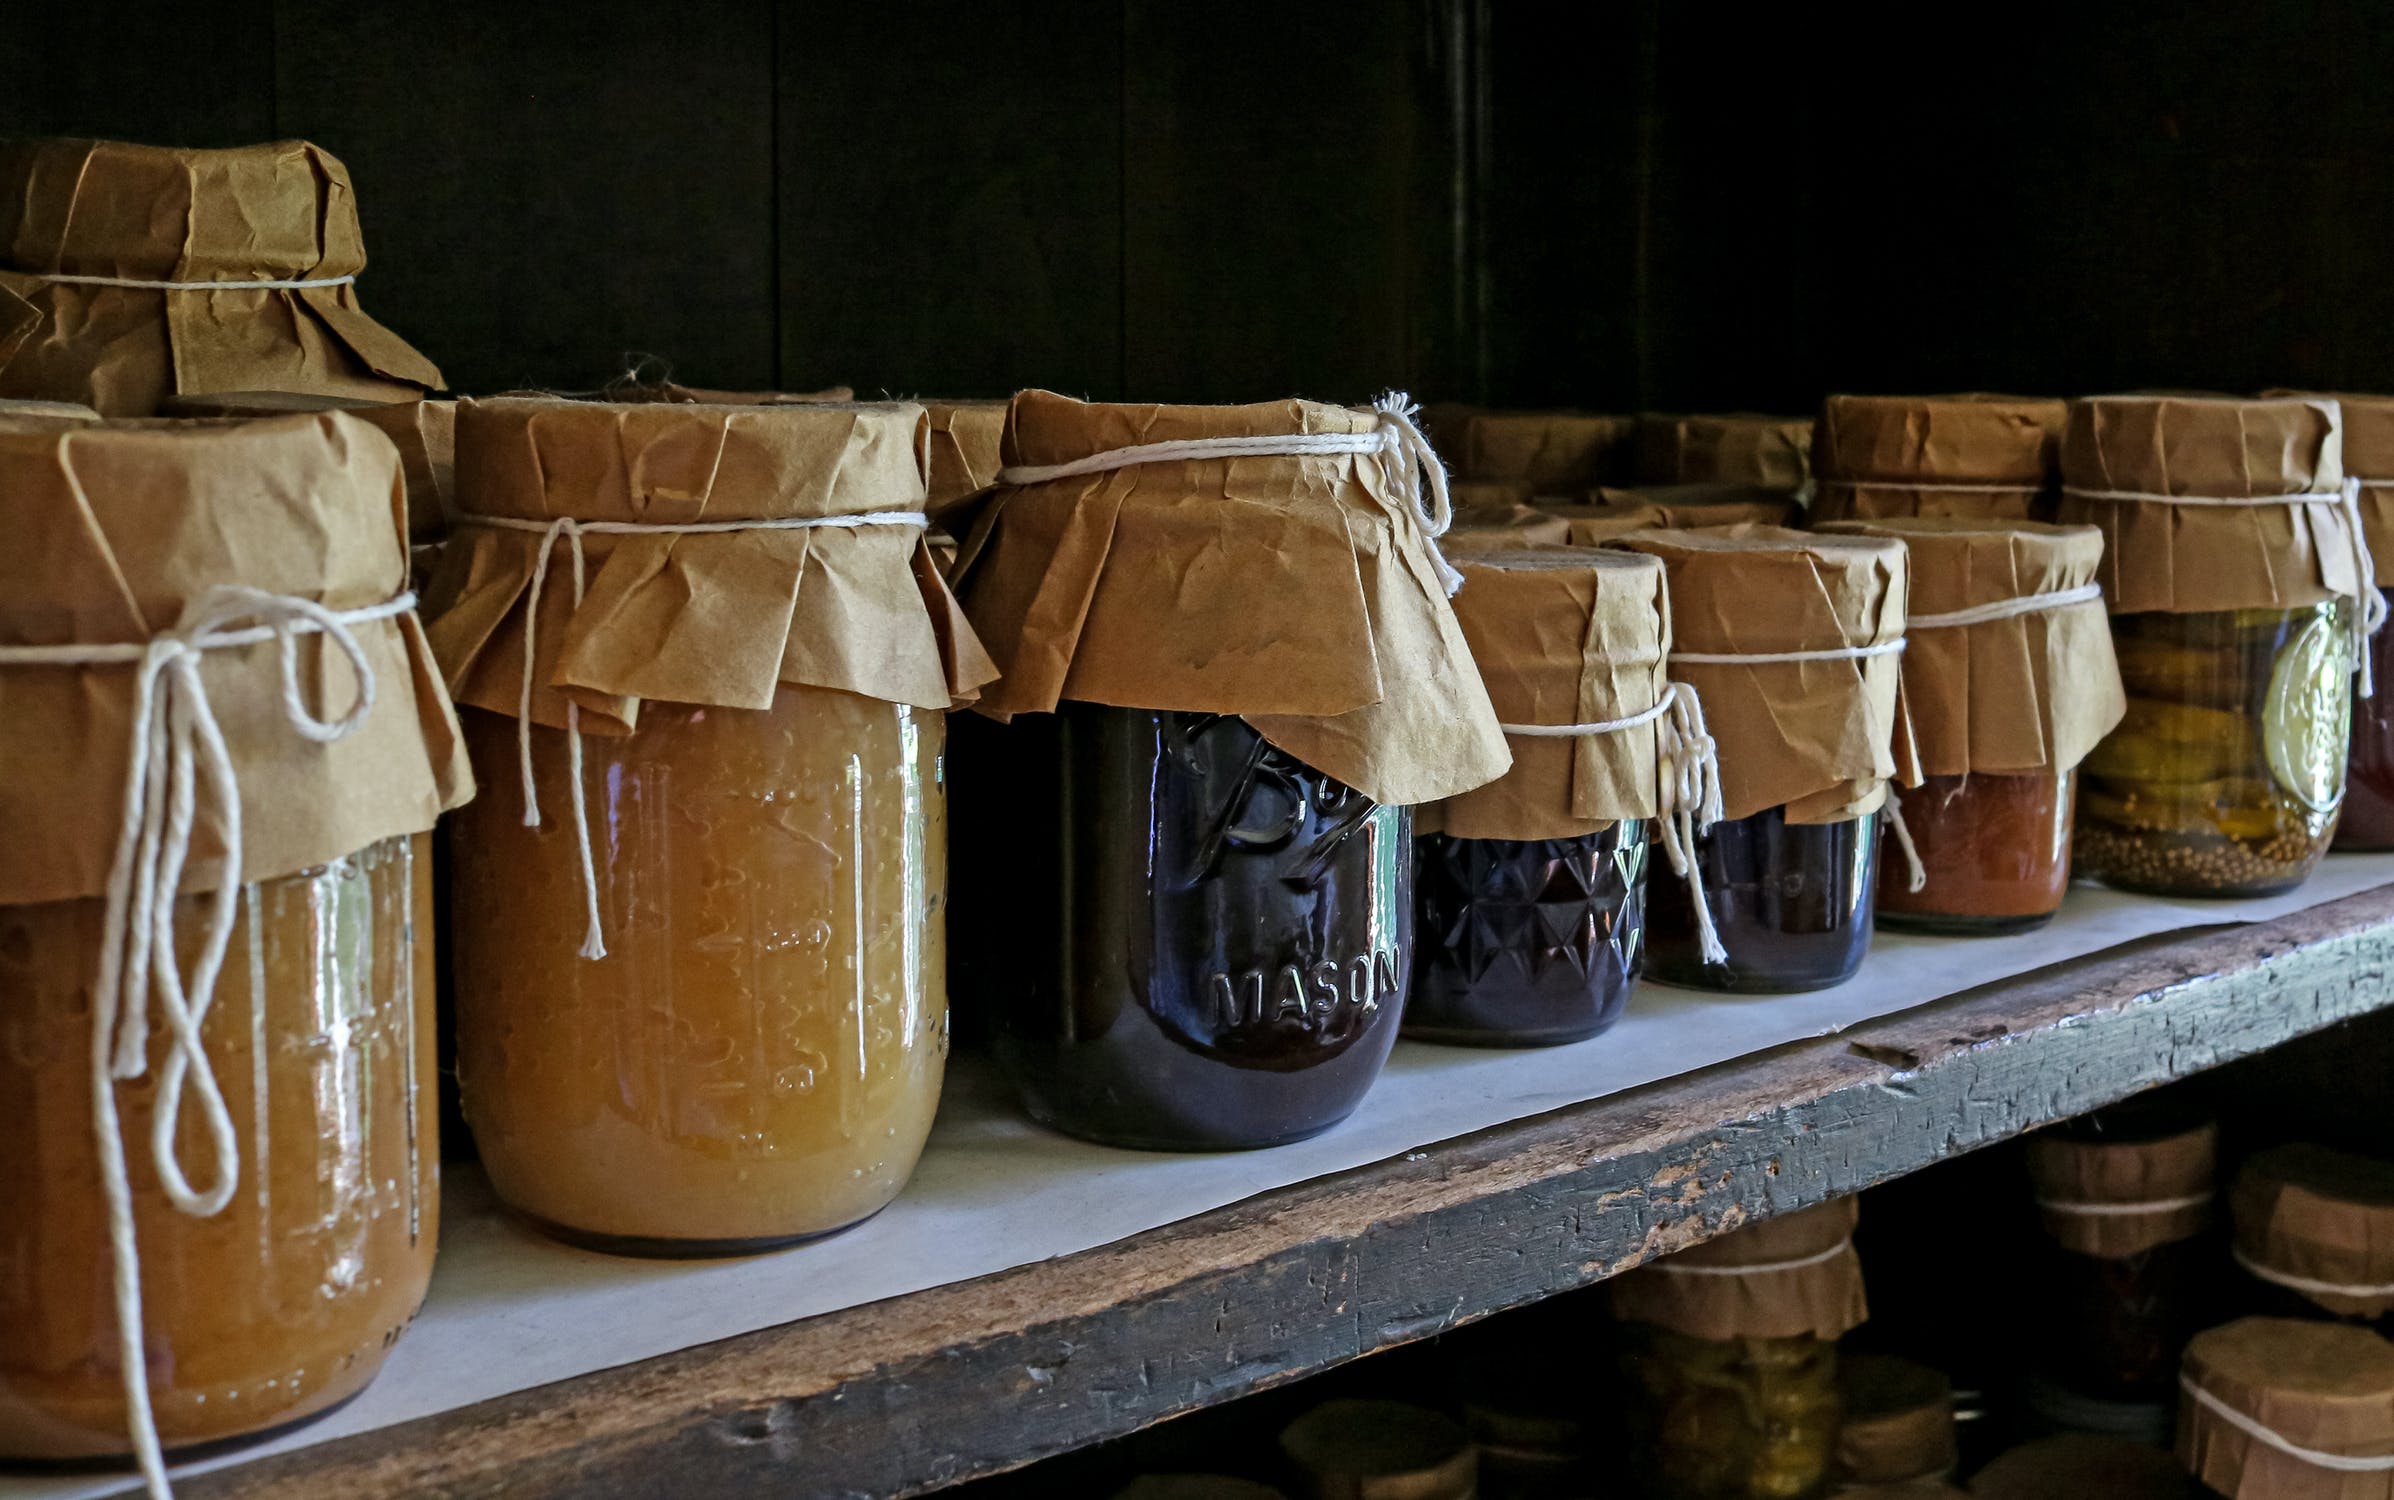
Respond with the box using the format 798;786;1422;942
1625;1326;1842;1498
2077;602;2351;897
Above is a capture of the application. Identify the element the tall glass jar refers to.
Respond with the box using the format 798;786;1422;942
451;685;948;1253
1877;771;2075;935
1621;1325;1844;1499
2341;586;2394;850
0;835;437;1458
1646;808;1880;992
2078;604;2350;897
965;704;1411;1152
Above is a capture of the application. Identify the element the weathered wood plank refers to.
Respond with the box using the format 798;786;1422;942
162;884;2394;1500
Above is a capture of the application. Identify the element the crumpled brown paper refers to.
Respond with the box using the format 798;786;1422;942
162;391;456;544
2180;1318;2394;1499
1610;1198;1868;1342
1605;526;1917;823
1636;412;1815;493
1835;1355;1957;1486
422;397;998;735
1587;482;1803;528
2026;1119;2215;1259
1449;496;1575;548
1817;519;2123;777
1431;408;1638;493
0;397;95;421
1420;549;1669;840
957;390;1510;807
2232;1144;2394;1320
2055;394;2365;614
1810;394;2066;523
0;410;473;906
0;138;444;417
2284;391;2394;586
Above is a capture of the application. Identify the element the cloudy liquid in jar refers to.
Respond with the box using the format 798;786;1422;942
0;835;436;1459
450;685;947;1252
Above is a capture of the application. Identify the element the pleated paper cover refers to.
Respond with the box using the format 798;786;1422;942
2055;394;2365;615
2232;1144;2394;1320
0;138;443;416
2026;1120;2216;1258
957;390;1510;807
1816;519;2123;777
1635;412;1815;492
1609;1199;1868;1343
1419;550;1668;841
1583;482;1803;529
1810;393;2065;523
162;391;456;544
1604;526;1917;824
2290;391;2394;586
422;397;997;737
1428;407;1637;492
923;399;1008;528
0;411;472;907
2181;1318;2394;1500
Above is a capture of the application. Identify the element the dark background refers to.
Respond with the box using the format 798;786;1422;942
8;0;2391;410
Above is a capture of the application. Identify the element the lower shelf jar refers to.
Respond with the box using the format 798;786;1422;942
1646;808;1880;992
1876;771;2074;935
1623;1325;1844;1499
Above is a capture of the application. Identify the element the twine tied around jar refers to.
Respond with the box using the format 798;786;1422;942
995;391;1466;595
1646;1237;1856;1276
2230;1246;2394;1300
0;583;412;1500
1500;680;1729;963
2064;480;2387;696
460;510;931;961
2180;1374;2394;1474
30;271;360;291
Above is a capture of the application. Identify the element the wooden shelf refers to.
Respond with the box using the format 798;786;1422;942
136;883;2394;1498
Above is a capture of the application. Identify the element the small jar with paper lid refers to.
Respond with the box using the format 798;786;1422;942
1817;519;2124;934
427;396;991;1252
1834;1355;1959;1493
0;412;471;1469
1611;1198;1868;1499
1808;394;2066;524
2230;1145;2394;1331
1604;527;1916;992
951;392;1507;1151
1409;549;1686;1047
2025;1100;2223;1402
1582;481;1806;528
1429;406;1638;498
0;137;443;417
2056;395;2372;898
2317;393;2394;850
1447;489;1576;548
1277;1399;1477;1500
1636;411;1817;497
2179;1318;2394;1498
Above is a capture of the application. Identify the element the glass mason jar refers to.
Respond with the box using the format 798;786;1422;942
1405;824;1647;1047
961;703;1412;1151
1622;1324;1845;1500
1646;809;1880;992
2340;587;2394;850
1877;771;2075;935
451;683;948;1254
2079;603;2351;897
0;835;436;1459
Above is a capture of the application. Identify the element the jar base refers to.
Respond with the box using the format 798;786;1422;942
1878;908;2058;937
1019;1101;1356;1154
518;1202;892;1260
1401;1014;1625;1049
2080;871;2315;901
1643;962;1864;996
3;1383;371;1469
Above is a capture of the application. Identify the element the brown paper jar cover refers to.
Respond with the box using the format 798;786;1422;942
2028;1119;2217;1259
923;398;1008;527
1419;549;1669;841
162;391;456;545
1609;1198;1869;1342
1968;1433;2193;1498
1816;519;2124;777
1278;1398;1477;1500
2285;393;2394;585
0;411;473;907
1448;495;1575;547
0;138;443;417
1837;1354;1959;1484
423;397;997;737
2055;394;2365;616
1811;394;2066;523
1636;411;1815;491
1452;476;1539;511
2181;1317;2394;1499
0;397;96;421
1432;407;1637;491
1587;481;1805;529
958;389;1510;806
1606;525;1917;823
2233;1144;2394;1320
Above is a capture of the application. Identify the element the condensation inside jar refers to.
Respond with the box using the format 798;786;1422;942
1646;808;1880;993
0;835;436;1459
450;684;948;1253
1877;771;2075;935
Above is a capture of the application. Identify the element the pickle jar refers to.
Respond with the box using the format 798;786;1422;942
2229;1143;2394;1330
1409;550;1678;1048
1611;1199;1869;1500
429;396;986;1253
1808;393;2066;524
951;391;1509;1150
2056;395;2368;898
0;413;470;1466
1818;520;2124;935
1606;528;1914;993
2324;391;2394;850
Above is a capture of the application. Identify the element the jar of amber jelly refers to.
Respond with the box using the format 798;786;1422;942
2057;395;2376;898
427;396;992;1252
951;391;1509;1149
1604;527;1915;992
1817;520;2124;934
0;412;471;1475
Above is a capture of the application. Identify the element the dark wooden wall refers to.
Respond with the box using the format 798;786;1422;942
8;0;2394;410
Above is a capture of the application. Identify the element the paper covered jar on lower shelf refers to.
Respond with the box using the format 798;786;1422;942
0;412;472;1472
423;395;996;1253
947;390;1510;1151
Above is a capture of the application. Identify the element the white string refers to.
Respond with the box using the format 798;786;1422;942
1882;797;1928;895
32;272;357;292
2181;1374;2394;1473
993;392;1465;595
2232;1245;2394;1300
1670;638;1907;666
1500;680;1727;963
2036;1190;2214;1217
1907;582;2105;630
1648;1237;1853;1277
2066;480;2386;696
460;511;930;961
0;586;409;1500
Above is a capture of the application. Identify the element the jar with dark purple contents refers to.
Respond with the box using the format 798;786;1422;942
2317;391;2394;850
1646;807;1880;992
